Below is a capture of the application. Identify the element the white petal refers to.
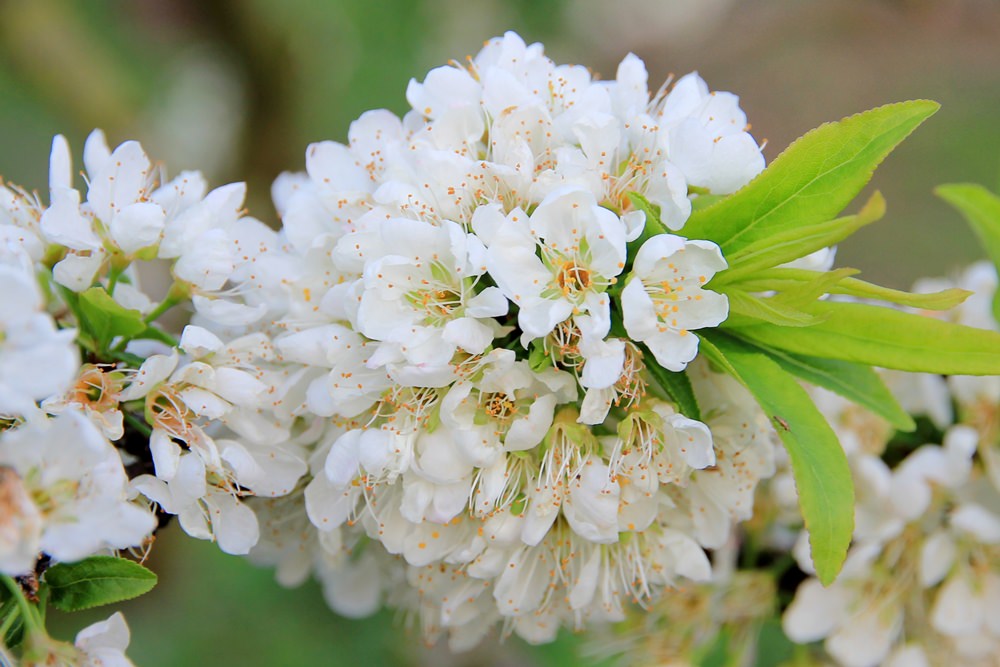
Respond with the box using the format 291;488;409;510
465;287;509;318
110;202;165;254
932;574;982;637
208;492;259;555
920;530;956;587
53;251;104;292
442;317;494;355
783;579;849;643
179;325;224;357
951;503;1000;543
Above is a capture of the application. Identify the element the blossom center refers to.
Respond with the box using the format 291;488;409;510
482;392;518;424
556;261;592;295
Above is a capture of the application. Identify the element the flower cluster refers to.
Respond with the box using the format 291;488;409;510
245;31;777;646
0;31;778;653
2;28;999;665
0;130;291;663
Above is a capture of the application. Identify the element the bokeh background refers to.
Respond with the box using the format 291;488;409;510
2;0;997;664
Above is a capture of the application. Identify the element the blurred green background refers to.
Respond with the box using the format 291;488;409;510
3;0;997;664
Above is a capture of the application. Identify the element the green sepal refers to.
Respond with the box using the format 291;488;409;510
625;192;668;261
43;556;157;612
75;287;147;350
701;332;854;586
735;300;1000;375
135;324;180;348
641;350;701;421
681;100;940;255
528;341;553;372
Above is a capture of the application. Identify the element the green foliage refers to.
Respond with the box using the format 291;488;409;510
745;343;915;432
724;268;968;310
642;353;701;421
755;620;797;667
716;191;886;285
681;100;940;255
625;192;668;261
936;183;1000;321
44;557;157;612
0;591;25;648
724;289;826;328
73;287;147;350
700;333;854;586
735;300;1000;375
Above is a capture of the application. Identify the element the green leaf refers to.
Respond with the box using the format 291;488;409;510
770;268;860;309
697;335;740;378
724;267;968;311
681;100;940;255
625;192;668;251
746;342;916;432
642;352;701;421
829;277;970;310
718;191;886;284
691;194;727;212
0;593;24;648
936;183;1000;321
937;183;1000;267
76;287;147;350
724;290;826;328
44;556;157;612
736;300;1000;375
755;619;797;667
703;332;854;585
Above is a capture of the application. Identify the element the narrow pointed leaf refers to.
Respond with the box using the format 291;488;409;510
724;290;826;328
44;556;157;612
771;268;859;309
736;300;1000;375
719;191;885;284
829;277;970;310
743;342;916;432
681;101;939;254
729;267;971;310
702;332;854;585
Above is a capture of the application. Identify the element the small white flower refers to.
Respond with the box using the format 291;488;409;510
0;260;78;417
74;611;136;667
621;234;728;371
485;187;627;345
0;412;156;566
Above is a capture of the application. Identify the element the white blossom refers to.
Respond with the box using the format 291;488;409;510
0;412;155;571
621;234;728;371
